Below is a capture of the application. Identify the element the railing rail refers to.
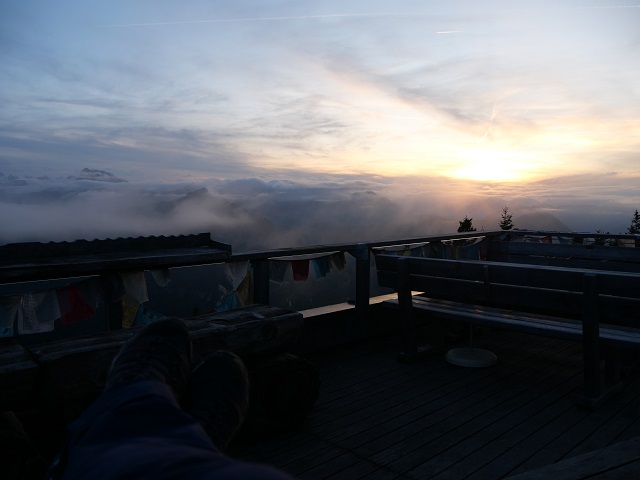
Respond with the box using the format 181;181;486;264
227;229;639;337
1;230;638;342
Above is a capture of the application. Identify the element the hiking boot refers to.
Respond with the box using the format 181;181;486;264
105;318;192;399
183;351;250;451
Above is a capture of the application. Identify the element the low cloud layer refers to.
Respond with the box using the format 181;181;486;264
2;169;639;252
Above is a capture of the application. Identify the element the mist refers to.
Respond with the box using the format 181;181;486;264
2;169;639;252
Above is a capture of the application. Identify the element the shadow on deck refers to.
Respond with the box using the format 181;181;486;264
235;329;640;479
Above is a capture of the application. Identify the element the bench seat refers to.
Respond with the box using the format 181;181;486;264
384;296;640;349
375;254;640;409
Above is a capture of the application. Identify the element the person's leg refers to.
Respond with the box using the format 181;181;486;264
49;380;219;479
48;319;292;480
104;317;192;396
182;351;250;451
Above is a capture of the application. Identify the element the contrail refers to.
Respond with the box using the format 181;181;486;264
96;12;403;28
583;4;640;7
490;103;499;123
96;5;640;28
480;102;499;143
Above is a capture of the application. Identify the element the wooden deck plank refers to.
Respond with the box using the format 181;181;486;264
508;405;615;476
466;384;640;480
612;413;640;444
362;343;581;468
448;349;586;480
587;461;640;479
359;468;410;480
282;443;353;478
396;361;583;478
426;373;582;479
504;436;640;479
336;460;405;480
312;362;468;434
234;431;318;465
320;361;507;448
331;364;532;455
248;334;568;468
453;392;582;480
307;456;399;480
314;356;448;416
304;338;568;476
318;334;553;448
439;347;586;479
556;387;640;459
314;351;405;397
236;331;640;479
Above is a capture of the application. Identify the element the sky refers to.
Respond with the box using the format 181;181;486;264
1;1;639;247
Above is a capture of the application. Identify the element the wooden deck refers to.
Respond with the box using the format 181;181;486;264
235;330;640;479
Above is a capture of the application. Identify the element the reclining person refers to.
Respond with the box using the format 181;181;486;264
47;318;293;480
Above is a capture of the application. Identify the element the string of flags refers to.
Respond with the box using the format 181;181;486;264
215;261;253;313
0;250;353;336
0;270;164;339
269;252;346;283
214;252;347;313
2;243;481;337
1;276;102;338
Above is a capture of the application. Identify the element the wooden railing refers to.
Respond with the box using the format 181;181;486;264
1;230;638;343
232;230;500;335
231;229;639;336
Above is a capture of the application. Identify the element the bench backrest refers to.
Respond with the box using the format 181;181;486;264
489;241;640;273
375;255;640;326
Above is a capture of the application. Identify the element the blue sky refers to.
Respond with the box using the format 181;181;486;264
1;1;640;243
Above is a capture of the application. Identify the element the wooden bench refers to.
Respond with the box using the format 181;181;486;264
489;236;640;273
375;254;640;408
0;304;304;416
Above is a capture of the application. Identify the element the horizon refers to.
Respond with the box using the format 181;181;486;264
1;1;639;246
1;168;638;250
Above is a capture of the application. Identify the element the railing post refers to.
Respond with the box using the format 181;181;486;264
251;259;270;305
580;273;601;407
397;257;417;359
101;273;123;330
349;243;370;339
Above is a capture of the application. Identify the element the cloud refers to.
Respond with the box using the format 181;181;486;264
96;12;408;28
0;124;253;181
3;169;639;251
72;168;127;183
0;179;264;247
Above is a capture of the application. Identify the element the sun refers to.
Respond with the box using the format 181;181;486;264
447;148;535;182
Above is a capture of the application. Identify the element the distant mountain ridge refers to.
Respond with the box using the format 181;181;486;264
70;168;127;183
151;187;279;251
0;172;28;186
513;212;572;232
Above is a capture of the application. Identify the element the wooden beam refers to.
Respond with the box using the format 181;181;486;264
353;244;370;340
0;234;231;284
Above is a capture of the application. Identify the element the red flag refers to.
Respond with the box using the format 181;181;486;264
291;260;310;281
58;285;96;324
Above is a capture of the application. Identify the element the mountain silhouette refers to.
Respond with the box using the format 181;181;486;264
515;212;572;232
71;168;127;183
